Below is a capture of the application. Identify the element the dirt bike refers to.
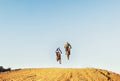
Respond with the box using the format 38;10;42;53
65;47;70;60
56;52;61;64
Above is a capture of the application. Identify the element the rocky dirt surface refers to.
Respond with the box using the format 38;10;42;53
0;68;120;81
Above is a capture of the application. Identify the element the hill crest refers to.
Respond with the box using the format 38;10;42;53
0;68;120;81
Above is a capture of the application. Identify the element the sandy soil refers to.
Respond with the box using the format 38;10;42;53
0;68;120;81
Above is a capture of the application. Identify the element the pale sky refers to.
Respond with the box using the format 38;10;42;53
0;0;120;73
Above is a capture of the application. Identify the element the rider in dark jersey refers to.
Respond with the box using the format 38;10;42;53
55;47;62;64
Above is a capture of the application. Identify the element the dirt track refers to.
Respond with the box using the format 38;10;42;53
0;68;120;81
